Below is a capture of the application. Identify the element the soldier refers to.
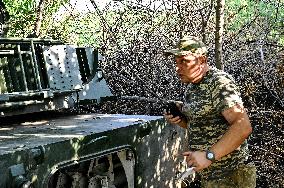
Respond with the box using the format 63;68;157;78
164;36;256;187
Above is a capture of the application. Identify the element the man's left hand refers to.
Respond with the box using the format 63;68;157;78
183;151;212;172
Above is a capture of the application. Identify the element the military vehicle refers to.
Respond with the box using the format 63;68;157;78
0;1;189;187
0;37;188;188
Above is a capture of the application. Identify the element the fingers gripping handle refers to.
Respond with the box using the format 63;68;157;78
165;102;185;119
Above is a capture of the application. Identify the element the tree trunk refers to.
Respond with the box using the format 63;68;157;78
0;1;9;37
215;0;225;70
200;0;214;43
33;0;45;37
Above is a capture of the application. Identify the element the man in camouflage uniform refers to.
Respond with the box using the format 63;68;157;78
164;36;256;188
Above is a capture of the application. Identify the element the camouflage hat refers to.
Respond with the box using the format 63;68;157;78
164;36;207;56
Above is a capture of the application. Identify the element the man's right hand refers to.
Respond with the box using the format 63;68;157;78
164;112;188;129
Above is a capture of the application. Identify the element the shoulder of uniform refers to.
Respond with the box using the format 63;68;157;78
207;67;235;85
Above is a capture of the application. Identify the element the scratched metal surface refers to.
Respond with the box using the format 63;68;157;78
0;113;162;155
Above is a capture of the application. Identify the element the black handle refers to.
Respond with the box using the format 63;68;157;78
165;102;186;119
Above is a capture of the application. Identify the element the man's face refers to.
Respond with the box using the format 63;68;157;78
175;53;203;83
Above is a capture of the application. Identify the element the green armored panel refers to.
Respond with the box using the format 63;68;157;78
0;114;187;188
21;53;37;91
7;57;21;92
34;44;49;89
0;58;8;93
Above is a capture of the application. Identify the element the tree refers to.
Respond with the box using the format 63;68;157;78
3;0;69;38
215;0;225;70
32;0;45;37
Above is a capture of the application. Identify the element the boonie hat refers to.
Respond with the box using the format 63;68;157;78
164;36;207;56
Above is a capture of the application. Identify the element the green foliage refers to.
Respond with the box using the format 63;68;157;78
3;0;69;38
3;0;36;37
226;0;284;45
226;0;255;31
58;6;179;49
2;0;283;48
72;13;104;47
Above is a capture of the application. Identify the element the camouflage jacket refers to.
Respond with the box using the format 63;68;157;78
182;66;249;180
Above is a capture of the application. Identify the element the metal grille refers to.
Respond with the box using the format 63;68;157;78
43;45;83;90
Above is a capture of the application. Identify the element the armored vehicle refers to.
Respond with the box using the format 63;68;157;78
0;38;187;188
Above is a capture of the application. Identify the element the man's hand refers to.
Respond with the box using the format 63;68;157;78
164;112;187;129
183;151;212;172
164;112;182;124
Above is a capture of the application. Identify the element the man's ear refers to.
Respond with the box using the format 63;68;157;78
198;55;207;64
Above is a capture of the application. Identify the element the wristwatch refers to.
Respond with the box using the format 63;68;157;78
206;150;215;162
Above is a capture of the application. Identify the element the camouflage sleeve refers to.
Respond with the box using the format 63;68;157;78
211;74;243;113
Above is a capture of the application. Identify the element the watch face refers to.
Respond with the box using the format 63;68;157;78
207;153;214;159
206;151;215;161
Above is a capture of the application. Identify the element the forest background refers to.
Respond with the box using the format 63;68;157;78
0;0;283;187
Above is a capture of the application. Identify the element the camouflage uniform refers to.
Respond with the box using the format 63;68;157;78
165;36;256;188
182;67;256;187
